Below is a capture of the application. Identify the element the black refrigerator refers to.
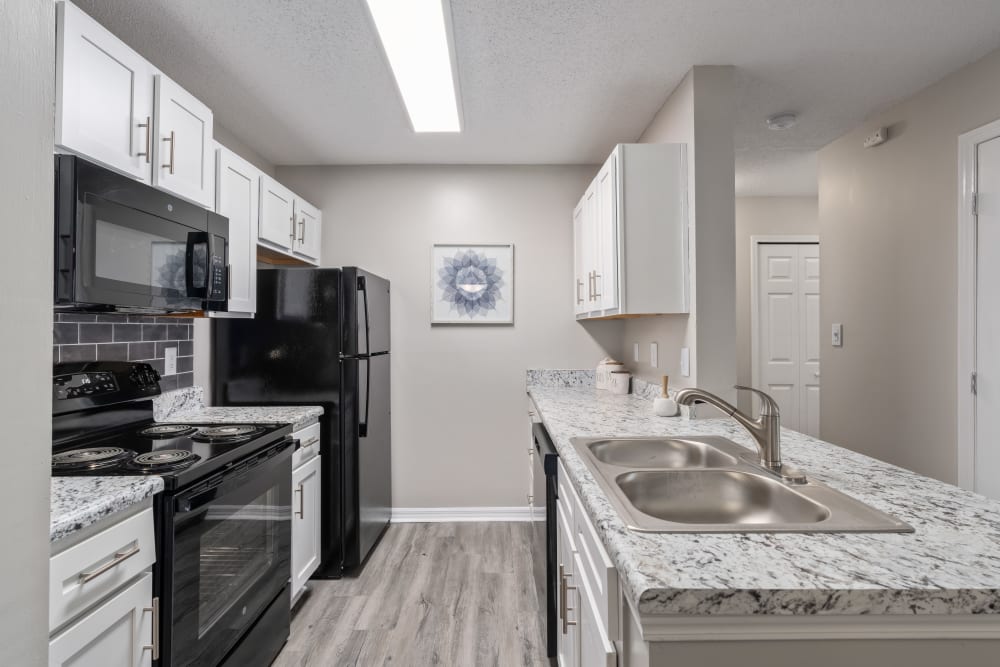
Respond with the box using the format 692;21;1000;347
212;267;391;577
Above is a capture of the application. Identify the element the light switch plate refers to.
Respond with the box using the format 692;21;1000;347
832;323;843;347
164;347;177;375
633;343;640;363
680;347;690;377
650;343;658;368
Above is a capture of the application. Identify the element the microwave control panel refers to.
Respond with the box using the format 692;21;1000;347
209;255;226;301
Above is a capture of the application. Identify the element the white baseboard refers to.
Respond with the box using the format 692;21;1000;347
391;506;538;523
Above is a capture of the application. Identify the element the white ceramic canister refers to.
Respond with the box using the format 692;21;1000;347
608;370;631;395
595;358;625;390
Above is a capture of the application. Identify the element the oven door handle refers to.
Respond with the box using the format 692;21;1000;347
174;439;293;513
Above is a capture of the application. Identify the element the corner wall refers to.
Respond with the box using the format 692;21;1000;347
621;67;736;401
275;165;620;508
819;46;1000;482
0;0;55;663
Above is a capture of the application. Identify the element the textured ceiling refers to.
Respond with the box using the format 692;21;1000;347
73;0;1000;195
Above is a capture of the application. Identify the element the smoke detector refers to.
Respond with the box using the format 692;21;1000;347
766;113;798;131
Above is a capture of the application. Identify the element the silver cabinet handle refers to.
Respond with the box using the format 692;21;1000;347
559;564;577;633
289;215;296;244
161;131;175;174
587;271;595;302
301;436;320;449
294;482;305;519
593;272;602;299
137;116;151;163
298;217;305;243
576;279;583;305
143;597;160;660
79;544;141;583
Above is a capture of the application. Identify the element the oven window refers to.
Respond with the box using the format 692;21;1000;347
197;485;279;637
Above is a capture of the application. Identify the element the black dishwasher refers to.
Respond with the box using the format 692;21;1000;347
531;421;558;662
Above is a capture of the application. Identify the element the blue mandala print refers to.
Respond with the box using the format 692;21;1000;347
437;249;505;318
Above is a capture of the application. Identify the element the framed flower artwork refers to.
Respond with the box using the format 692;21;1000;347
431;243;514;325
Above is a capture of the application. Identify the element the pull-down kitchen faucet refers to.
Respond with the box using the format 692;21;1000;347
674;385;805;483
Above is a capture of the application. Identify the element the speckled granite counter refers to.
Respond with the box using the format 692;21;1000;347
155;387;323;430
527;374;1000;617
51;477;163;543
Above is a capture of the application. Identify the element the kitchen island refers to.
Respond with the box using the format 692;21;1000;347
528;370;1000;666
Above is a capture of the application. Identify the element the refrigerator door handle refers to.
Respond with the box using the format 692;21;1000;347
359;356;371;438
358;275;371;357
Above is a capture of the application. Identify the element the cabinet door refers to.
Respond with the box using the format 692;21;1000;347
153;73;214;207
556;498;579;667
259;175;296;250
49;572;154;667
573;200;587;316
576;552;616;667
56;1;154;183
595;151;620;312
291;455;322;600
582;183;600;312
215;147;259;315
293;198;322;263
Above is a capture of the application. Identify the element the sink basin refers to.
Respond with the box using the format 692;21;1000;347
616;470;831;525
587;438;738;469
570;435;914;533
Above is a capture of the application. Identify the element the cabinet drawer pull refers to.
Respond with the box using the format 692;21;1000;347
143;596;160;660
161;131;175;174
294;482;305;519
559;564;578;633
78;544;141;583
576;279;583;305
137;116;151;163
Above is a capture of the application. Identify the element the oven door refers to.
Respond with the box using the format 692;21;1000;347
166;441;292;667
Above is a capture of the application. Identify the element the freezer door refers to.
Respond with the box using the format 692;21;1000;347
346;268;390;356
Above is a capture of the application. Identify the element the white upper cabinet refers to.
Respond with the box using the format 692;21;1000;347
573;143;689;319
55;1;155;183
293;198;322;263
214;146;260;317
259;175;296;251
153;73;215;208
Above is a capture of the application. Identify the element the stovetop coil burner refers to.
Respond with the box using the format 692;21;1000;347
138;423;198;439
191;425;265;443
52;446;136;472
124;449;201;473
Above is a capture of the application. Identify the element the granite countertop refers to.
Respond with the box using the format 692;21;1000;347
527;371;1000;617
154;386;323;431
51;477;163;543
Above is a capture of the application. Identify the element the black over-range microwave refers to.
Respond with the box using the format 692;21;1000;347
54;155;229;314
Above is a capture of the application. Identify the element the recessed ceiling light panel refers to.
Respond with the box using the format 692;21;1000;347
766;113;798;131
366;0;462;133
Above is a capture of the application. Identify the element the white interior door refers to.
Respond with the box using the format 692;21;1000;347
755;242;820;437
975;136;1000;499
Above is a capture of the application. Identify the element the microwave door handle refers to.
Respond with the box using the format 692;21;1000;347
184;232;199;298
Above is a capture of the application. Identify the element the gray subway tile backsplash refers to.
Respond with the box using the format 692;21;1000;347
53;313;195;389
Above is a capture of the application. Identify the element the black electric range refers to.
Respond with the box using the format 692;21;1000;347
52;361;294;667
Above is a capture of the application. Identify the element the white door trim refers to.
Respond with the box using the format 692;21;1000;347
749;235;820;399
957;118;1000;491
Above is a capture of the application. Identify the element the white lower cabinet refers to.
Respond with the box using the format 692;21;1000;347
49;572;154;667
557;461;619;667
291;422;323;603
49;506;157;667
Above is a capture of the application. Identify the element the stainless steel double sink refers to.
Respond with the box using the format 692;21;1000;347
572;436;914;533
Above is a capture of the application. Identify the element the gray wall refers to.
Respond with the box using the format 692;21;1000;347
734;197;819;412
276;165;620;508
621;66;737;402
818;46;1000;482
0;0;54;663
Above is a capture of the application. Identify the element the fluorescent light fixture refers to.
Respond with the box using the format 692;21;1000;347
366;0;461;133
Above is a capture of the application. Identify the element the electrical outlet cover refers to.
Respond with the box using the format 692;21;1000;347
164;347;178;375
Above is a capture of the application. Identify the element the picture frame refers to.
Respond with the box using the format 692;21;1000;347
431;243;514;325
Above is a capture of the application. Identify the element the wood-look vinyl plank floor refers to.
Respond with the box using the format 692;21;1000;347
273;522;549;667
